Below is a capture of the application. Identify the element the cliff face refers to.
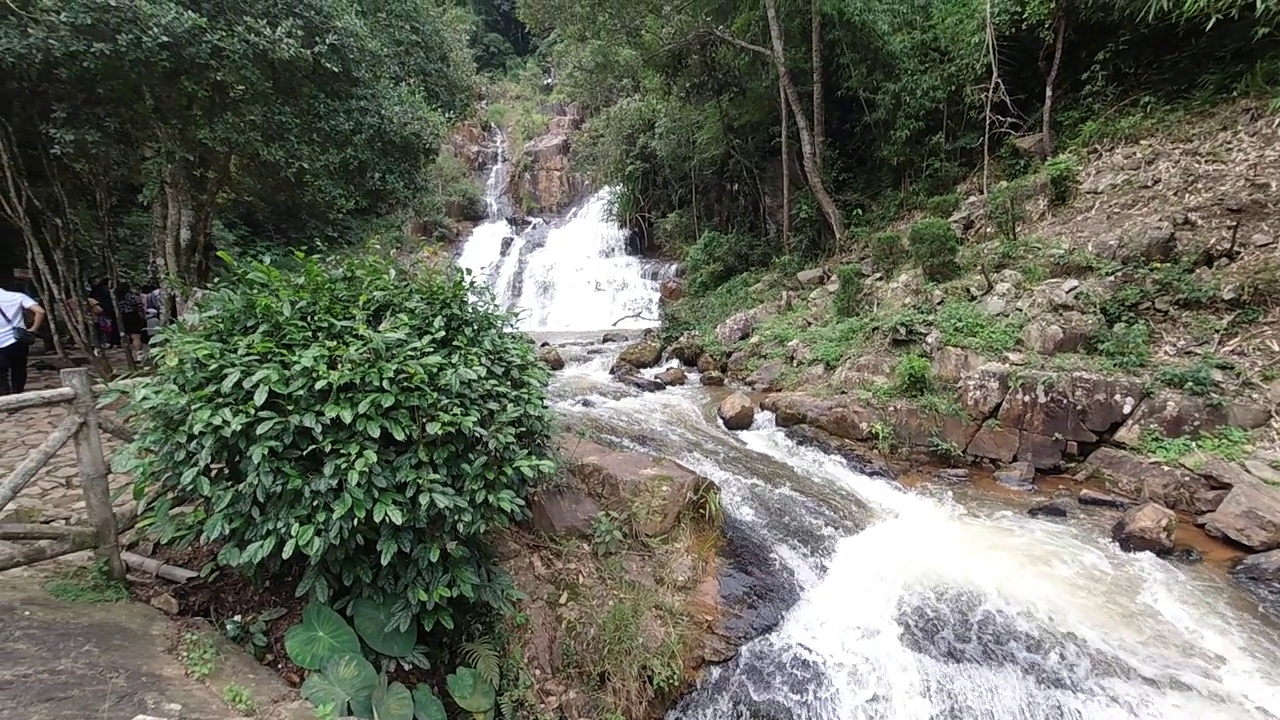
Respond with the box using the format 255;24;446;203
511;104;589;216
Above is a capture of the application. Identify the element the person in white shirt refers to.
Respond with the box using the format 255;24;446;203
0;285;46;395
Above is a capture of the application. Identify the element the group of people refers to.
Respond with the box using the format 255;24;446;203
85;279;163;360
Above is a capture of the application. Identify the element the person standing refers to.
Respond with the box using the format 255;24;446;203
117;282;145;360
0;284;46;395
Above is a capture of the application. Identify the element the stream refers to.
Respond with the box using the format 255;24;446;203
456;130;1280;719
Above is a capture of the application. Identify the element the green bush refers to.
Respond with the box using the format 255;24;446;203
867;232;906;274
1043;154;1081;206
833;265;865;318
893;353;934;397
907;217;962;283
683;230;774;294
1094;322;1151;369
922;193;961;217
121;251;555;632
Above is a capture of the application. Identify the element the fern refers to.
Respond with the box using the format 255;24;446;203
462;639;502;688
499;692;518;720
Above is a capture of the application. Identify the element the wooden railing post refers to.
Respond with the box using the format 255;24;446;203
61;368;126;580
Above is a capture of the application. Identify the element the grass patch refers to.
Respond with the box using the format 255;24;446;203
1134;426;1253;464
223;683;255;715
44;559;130;604
1154;355;1237;399
934;300;1024;355
660;270;772;348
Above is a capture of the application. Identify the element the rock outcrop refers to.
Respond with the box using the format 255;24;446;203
517;107;587;214
1076;446;1229;515
1202;480;1280;551
617;339;663;369
537;343;566;371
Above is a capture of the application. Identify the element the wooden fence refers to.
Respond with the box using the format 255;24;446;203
0;369;139;578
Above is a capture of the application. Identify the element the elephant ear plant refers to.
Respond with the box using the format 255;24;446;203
284;602;496;720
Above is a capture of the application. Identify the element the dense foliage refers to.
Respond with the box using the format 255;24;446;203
520;0;1279;290
908;218;964;282
120;252;556;631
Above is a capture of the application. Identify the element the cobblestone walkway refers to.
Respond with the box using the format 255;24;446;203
2;350;136;527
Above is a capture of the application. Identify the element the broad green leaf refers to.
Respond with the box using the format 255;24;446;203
446;667;495;714
299;653;376;716
351;598;415;658
371;680;414;720
284;603;361;669
412;686;447;720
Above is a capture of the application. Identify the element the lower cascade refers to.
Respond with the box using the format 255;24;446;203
537;342;1280;720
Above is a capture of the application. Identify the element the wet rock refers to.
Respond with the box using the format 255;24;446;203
761;393;877;441
1078;488;1133;509
995;461;1037;490
1202;480;1280;551
536;344;566;371
664;331;704;366
656;367;688;386
718;392;756;431
1020;312;1099;355
935;468;971;482
602;331;628;343
1076;446;1225;514
796;268;827;286
696;353;720;373
609;360;639;377
1017;431;1067;470
747;361;785;392
1111;502;1177;555
1112;390;1271;447
1028;499;1071;518
660;278;685;303
726;350;751;376
616;374;665;393
967;424;1021;464
1167;546;1203;565
1234;549;1280;581
617;339;663;369
530;487;601;536
699;371;726;387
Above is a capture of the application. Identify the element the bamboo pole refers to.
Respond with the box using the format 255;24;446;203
0;533;97;572
121;551;198;583
0;387;75;412
63;368;126;580
0;415;80;513
0;524;92;541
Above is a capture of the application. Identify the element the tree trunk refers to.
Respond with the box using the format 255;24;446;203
763;0;845;245
811;0;824;171
780;80;792;254
1041;9;1067;158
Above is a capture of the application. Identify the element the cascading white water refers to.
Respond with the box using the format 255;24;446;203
456;129;667;330
513;187;665;331
540;344;1280;720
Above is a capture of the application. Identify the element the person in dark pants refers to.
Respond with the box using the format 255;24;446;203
0;284;46;395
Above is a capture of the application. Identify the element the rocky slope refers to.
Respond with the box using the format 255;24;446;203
589;100;1280;609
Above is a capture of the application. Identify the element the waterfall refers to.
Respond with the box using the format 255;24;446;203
456;130;670;330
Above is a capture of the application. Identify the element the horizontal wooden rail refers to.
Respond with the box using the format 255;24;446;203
0;377;142;413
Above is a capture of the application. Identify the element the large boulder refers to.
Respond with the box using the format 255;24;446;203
933;347;988;385
696;353;721;373
656;367;688;386
714;303;779;345
618;339;663;369
1202;480;1280;551
536;343;565;371
967;424;1021;463
519;130;587;214
958;363;1010;420
1020;312;1098;355
1111;502;1177;555
796;268;827;286
718;392;756;431
996;371;1097;443
660;278;685;303
747;361;785;392
1076;446;1227;515
665;332;704;367
700;371;726;387
530;487;601;536
761;393;876;441
1069;372;1146;433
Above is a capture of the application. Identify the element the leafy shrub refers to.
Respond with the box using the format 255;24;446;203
1155;357;1231;398
122;251;555;632
1043;154;1081;206
833;265;865;318
1135;427;1253;464
987;179;1031;241
1093;322;1151;369
907;217;962;283
683;230;773;294
922;193;961;217
934;300;1024;354
867;232;906;274
893;353;933;397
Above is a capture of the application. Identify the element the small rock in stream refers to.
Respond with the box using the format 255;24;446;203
995;461;1037;491
700;371;726;387
617;374;665;393
1027;499;1072;518
718;392;756;431
656;367;688;386
1167;546;1204;565
602;331;629;343
1111;502;1177;555
1078;488;1133;510
934;468;971;482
